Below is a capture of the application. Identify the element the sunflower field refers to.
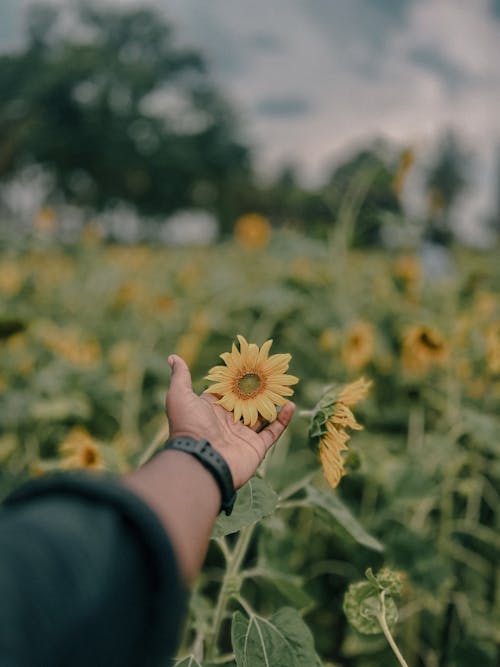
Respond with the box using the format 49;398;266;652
1;227;499;667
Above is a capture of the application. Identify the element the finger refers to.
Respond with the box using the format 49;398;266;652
250;416;266;433
167;354;193;397
258;402;295;451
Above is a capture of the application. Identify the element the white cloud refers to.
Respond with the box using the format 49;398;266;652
1;0;499;227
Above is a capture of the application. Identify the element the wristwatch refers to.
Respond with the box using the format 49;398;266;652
157;437;237;516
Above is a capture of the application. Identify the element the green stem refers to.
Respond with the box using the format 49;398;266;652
234;594;256;617
206;524;255;660
377;591;409;667
279;471;316;502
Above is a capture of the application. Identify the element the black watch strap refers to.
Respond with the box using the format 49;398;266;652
158;437;237;516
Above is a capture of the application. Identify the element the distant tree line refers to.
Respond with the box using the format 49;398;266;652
0;2;475;246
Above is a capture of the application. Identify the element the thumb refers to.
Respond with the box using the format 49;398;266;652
167;354;193;395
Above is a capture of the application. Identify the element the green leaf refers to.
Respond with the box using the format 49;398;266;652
271;575;315;611
232;607;317;667
252;566;314;610
305;485;383;552
173;657;203;667
212;477;278;538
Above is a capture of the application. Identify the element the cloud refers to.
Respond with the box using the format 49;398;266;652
1;0;498;225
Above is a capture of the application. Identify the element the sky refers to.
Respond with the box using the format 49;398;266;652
1;0;499;239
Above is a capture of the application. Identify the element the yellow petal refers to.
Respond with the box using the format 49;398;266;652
217;393;236;411
233;401;243;422
263;353;291;373
241;402;251;426
230;342;242;364
266;384;295;397
204;381;232;394
257;339;273;363
255;396;277;422
248;402;258;426
247;343;260;368
237;335;249;357
204;385;223;396
205;365;232;378
265;390;289;405
220;351;237;368
267;373;299;386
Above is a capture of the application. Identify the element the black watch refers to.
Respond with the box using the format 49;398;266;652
158;437;237;516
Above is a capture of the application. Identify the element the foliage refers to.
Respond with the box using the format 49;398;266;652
0;2;253;231
1;230;500;666
424;131;471;245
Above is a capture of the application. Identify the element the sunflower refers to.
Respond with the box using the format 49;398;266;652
309;378;371;488
204;335;298;426
402;325;448;376
485;321;500;375
341;321;375;371
234;213;272;249
59;427;104;471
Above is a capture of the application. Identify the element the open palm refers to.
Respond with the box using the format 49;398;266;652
165;355;295;489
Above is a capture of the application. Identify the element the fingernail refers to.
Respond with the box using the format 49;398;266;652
168;355;175;368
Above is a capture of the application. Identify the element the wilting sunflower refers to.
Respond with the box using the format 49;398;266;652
309;378;371;488
204;335;298;426
402;324;449;376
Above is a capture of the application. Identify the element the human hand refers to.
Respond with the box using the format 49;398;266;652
165;355;295;489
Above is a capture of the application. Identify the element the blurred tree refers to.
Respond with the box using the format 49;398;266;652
0;1;253;231
424;131;470;245
322;145;403;247
257;165;331;234
487;145;500;244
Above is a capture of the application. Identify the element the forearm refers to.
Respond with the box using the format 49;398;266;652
122;449;221;585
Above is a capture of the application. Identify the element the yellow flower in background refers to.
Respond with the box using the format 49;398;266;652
473;291;498;319
316;378;372;488
394;255;421;282
59;427;103;470
234;213;272;249
176;332;204;368
392;147;415;196
485;321;500;375
393;255;421;299
36;322;101;367
176;260;203;289
402;325;449;376
319;328;337;352
33;206;57;233
341;321;375;371
204;335;298;426
114;281;141;307
175;310;211;367
81;222;104;244
154;294;176;313
0;260;25;297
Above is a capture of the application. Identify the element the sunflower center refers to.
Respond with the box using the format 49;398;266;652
419;331;441;350
238;373;262;396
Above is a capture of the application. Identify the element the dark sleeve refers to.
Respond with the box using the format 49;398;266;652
0;472;188;667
